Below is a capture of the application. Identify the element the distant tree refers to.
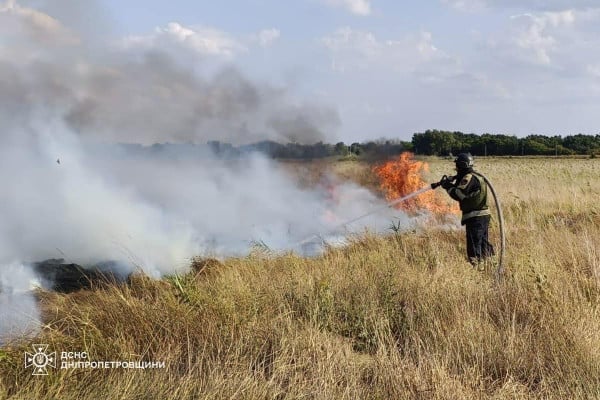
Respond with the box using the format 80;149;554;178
350;142;362;156
563;134;600;154
362;141;378;154
412;130;455;155
334;141;349;156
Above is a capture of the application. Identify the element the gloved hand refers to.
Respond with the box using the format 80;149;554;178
441;176;454;190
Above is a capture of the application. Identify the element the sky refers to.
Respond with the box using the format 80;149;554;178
4;0;600;143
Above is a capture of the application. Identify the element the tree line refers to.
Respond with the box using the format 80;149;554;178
410;130;600;156
240;131;600;158
121;131;600;160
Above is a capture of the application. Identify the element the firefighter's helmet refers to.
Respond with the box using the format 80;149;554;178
454;153;474;171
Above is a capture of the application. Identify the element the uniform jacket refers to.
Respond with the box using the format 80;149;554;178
446;171;491;224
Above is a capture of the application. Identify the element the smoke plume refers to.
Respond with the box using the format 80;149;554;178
0;1;403;340
0;0;340;145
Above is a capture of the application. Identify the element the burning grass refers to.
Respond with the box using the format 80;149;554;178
373;152;458;215
1;157;600;399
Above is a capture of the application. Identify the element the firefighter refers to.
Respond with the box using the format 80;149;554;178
440;153;494;269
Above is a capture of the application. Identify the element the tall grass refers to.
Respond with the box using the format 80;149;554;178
1;157;599;399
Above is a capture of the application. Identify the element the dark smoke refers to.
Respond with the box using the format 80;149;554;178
1;0;339;145
63;54;339;145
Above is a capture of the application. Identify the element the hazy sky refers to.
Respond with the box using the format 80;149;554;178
6;0;600;142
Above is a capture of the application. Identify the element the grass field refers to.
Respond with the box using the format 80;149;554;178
1;156;599;399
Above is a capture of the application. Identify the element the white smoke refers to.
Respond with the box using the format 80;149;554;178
0;262;44;343
0;0;408;340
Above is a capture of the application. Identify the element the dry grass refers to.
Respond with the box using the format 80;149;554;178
1;157;599;399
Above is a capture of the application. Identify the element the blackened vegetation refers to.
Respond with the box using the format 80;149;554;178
32;259;127;293
31;258;226;294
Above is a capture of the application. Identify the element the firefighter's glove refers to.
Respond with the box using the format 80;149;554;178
441;177;454;190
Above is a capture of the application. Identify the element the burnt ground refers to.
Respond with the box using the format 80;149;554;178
32;259;128;293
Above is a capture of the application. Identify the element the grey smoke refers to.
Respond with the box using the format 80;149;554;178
0;0;356;273
0;262;44;343
1;0;340;145
63;55;340;145
0;1;406;341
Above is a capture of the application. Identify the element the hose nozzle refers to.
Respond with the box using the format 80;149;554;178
431;174;456;189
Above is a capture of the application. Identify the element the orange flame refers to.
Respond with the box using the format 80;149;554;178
373;152;457;214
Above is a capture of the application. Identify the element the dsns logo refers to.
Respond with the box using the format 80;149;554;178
24;344;56;375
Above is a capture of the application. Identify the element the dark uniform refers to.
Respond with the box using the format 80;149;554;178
442;154;494;267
